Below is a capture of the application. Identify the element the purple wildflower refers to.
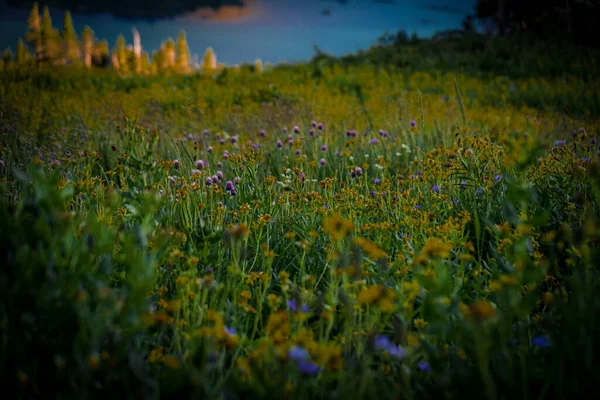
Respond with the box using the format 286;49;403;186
319;158;326;167
219;139;225;145
309;129;315;137
207;146;214;153
370;138;378;145
288;346;310;362
355;167;363;177
494;174;502;181
196;160;205;169
417;361;431;372
532;335;551;348
293;125;300;134
287;299;298;312
321;144;328;152
216;171;224;180
298;361;319;375
203;129;210;135
173;159;180;169
555;140;567;147
224;327;237;336
231;136;238;144
311;121;317;128
260;129;266;137
410;120;417;128
374;178;381;184
317;123;324;131
225;181;234;191
432;185;440;192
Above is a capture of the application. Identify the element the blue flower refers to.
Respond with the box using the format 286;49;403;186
224;326;236;336
532;335;551;348
288;346;310;362
287;299;309;313
374;335;406;359
374;335;392;350
494;174;502;181
287;299;298;312
298;361;320;375
432;184;440;192
417;361;431;372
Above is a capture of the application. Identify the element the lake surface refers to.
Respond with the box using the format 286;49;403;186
0;0;474;65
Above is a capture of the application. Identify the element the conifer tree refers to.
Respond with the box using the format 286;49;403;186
162;38;176;70
16;39;30;65
176;30;191;73
151;49;162;74
93;40;109;67
81;25;94;68
140;50;151;74
132;27;142;73
114;34;128;72
41;6;60;63
202;47;217;75
2;48;12;66
26;2;43;64
62;11;80;65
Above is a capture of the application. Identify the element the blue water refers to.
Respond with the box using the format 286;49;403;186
0;0;474;65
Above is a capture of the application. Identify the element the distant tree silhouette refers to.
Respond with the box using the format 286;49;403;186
176;30;191;73
16;38;31;65
81;25;94;68
202;47;217;75
113;34;128;73
132;27;142;73
473;0;600;46
162;38;176;70
3;48;13;66
93;39;109;67
61;11;80;65
41;5;61;63
140;50;151;74
25;2;42;64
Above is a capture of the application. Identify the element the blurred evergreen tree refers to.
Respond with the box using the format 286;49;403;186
113;34;128;73
25;2;43;64
61;11;80;65
41;6;61;64
176;30;191;73
81;25;94;68
93;39;109;67
162;38;176;70
16;38;31;65
202;47;217;75
141;50;151;74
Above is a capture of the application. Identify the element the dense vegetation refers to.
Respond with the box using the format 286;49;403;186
2;50;600;398
3;2;600;399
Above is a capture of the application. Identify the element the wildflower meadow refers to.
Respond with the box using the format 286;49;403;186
2;5;600;399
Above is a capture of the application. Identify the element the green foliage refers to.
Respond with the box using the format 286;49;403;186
1;51;600;399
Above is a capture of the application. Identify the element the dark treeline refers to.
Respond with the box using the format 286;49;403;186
469;0;600;48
